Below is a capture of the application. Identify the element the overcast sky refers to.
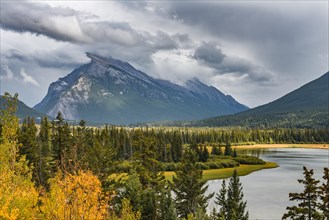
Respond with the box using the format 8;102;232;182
1;0;328;108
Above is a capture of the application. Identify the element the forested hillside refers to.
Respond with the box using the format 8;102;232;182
0;95;46;121
190;72;329;128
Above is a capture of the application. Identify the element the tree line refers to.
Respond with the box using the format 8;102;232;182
0;93;249;219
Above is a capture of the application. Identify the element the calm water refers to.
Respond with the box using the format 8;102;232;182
206;148;329;220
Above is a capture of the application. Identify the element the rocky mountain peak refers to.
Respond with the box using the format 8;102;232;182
34;53;248;124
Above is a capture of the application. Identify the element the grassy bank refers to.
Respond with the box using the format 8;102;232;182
233;144;329;149
164;161;278;182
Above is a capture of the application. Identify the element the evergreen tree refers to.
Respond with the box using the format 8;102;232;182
318;167;329;218
201;146;209;162
51;112;74;172
141;188;157;220
120;171;143;214
18;117;40;182
171;149;214;218
36;116;55;188
215;180;228;219
158;187;177;220
233;148;238;158
86;130;115;187
211;145;221;155
215;170;248;220
131;134;164;189
171;131;183;163
226;170;249;220
224;142;232;156
282;166;321;220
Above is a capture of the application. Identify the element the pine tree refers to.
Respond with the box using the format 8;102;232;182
131;134;164;189
202;146;209;162
282;166;321;220
211;145;221;155
120;171;143;214
215;180;228;219
158;187;177;220
37;116;55;188
224;142;232;156
141;188;157;220
171;149;214;218
86;129;115;187
318;167;329;218
226;170;249;220
171;131;183;163
51;112;74;172
233;148;238;158
18;117;38;168
215;170;248;220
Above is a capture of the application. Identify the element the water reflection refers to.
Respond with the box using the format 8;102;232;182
206;148;329;220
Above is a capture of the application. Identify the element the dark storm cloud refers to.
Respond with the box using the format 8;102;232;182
167;2;298;42
194;42;225;68
192;42;273;84
0;1;179;50
1;1;84;43
166;1;328;76
1;1;143;45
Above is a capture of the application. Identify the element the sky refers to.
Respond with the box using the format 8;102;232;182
0;0;328;108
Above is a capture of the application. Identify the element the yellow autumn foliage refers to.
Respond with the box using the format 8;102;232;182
41;171;109;220
0;93;39;219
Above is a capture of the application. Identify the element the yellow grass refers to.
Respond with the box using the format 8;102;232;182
233;143;329;150
164;162;278;182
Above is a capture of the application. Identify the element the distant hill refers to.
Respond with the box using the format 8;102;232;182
190;72;329;128
34;52;248;125
0;95;46;121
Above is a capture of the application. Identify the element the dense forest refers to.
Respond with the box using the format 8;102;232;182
1;93;328;219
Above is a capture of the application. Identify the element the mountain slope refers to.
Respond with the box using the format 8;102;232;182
192;72;329;128
0;95;46;120
34;53;248;124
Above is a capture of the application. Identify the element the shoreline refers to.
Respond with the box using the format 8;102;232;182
232;143;329;150
164;162;278;182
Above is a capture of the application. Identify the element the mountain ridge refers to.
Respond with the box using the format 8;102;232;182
0;95;47;121
34;53;248;124
189;72;329;128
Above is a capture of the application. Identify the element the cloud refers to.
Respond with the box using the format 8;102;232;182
19;68;39;86
0;65;14;80
192;42;275;84
0;64;40;86
3;48;85;69
166;1;328;78
0;1;142;46
0;1;181;51
194;42;225;68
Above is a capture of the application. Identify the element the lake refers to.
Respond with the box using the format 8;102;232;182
206;148;329;220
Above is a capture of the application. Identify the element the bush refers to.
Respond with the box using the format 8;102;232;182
161;163;178;171
116;161;133;172
233;156;265;165
206;162;222;169
196;163;210;170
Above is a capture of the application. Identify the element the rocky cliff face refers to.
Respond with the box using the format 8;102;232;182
34;53;248;124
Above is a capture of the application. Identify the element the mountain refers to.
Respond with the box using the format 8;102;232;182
191;72;329;128
34;52;248;124
0;95;46;121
